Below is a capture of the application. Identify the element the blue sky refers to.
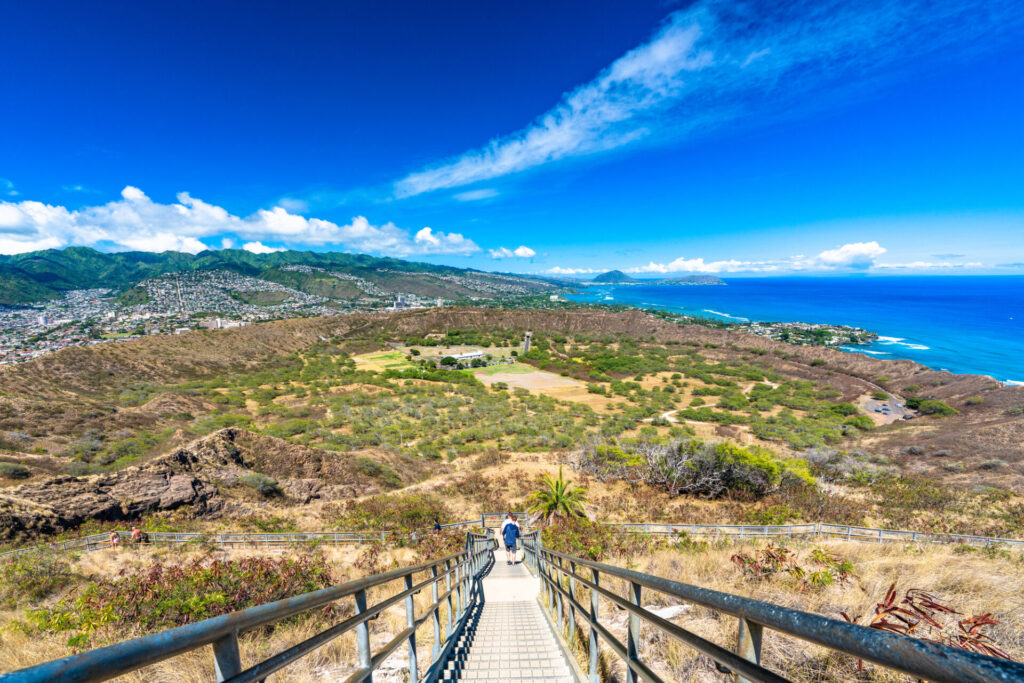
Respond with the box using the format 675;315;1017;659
1;0;1023;276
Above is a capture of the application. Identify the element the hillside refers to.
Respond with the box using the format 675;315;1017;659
0;246;560;305
1;306;1022;543
592;269;637;283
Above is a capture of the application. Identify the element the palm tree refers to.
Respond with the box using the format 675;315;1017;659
528;466;588;523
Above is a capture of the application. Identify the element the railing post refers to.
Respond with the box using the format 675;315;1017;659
212;630;241;682
568;560;577;637
354;588;372;683
589;568;600;683
445;558;454;636
626;581;642;683
736;617;763;683
556;556;564;625
405;574;418;683
431;564;441;660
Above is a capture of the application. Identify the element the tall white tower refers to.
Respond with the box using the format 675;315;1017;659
523;331;532;353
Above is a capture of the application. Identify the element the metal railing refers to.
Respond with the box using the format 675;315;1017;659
4;519;1021;561
606;522;1024;548
521;531;1024;683
0;520;482;559
2;532;496;683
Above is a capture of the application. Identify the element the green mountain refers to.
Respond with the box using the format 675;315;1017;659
592;270;637;283
0;247;557;305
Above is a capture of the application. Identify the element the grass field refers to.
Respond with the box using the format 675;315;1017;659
472;363;534;376
352;350;417;372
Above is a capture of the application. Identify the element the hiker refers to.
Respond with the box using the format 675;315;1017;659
433;519;442;533
502;514;521;565
130;526;146;544
499;512;514;537
109;531;121;549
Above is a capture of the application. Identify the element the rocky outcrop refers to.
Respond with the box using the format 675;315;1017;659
0;428;420;542
0;472;219;540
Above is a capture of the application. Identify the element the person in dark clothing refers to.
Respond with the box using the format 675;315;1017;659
502;514;521;565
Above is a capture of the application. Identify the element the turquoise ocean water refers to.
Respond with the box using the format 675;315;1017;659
566;276;1024;385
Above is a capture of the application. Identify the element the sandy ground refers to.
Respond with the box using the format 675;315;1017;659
474;368;583;391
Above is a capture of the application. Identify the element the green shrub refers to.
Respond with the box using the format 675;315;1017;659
871;391;889;401
330;493;452;533
810;359;827;367
0;462;30;479
22;555;333;647
540;518;659;561
574;437;813;499
1;552;76;606
354;457;403;488
908;398;958;416
239;473;280;497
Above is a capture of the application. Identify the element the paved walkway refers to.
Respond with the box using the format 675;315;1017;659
442;550;576;682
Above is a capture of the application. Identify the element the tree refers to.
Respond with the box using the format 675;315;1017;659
528;466;587;523
440;356;457;366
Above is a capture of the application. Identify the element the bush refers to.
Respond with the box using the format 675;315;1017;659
871;391;889;401
330;493;452;533
239;473;281;497
540;518;659;561
0;462;30;479
22;555;334;647
904;397;958;416
354;457;403;488
571;437;814;499
1;552;76;606
810;359;827;367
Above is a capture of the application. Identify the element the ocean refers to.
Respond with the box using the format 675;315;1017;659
566;276;1024;384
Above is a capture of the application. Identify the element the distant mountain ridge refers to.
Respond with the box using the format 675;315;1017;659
592;270;636;283
588;270;724;286
0;246;558;305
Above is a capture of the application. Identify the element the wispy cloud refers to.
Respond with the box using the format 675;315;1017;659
549;242;915;275
453;188;499;202
875;261;982;269
61;184;103;195
489;245;536;259
543;266;601;275
393;0;1022;198
0;186;480;256
0;179;17;197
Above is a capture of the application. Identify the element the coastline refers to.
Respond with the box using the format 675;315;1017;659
566;276;1024;384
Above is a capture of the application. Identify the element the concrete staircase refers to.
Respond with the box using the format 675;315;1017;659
442;550;577;682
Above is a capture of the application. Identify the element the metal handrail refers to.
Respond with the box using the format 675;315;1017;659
520;531;1024;683
0;520;483;559
1;532;496;683
4;520;1021;560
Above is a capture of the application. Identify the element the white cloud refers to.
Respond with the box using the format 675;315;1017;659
595;242;893;275
0;186;480;257
1;178;18;197
807;241;886;270
489;245;536;259
220;237;236;250
393;0;1021;197
626;258;774;274
242;241;285;254
453;188;499;202
543;266;601;275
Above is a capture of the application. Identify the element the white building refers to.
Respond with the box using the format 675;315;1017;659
454;350;484;361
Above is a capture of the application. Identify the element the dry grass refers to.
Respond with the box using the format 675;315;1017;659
0;543;469;681
553;540;1024;682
